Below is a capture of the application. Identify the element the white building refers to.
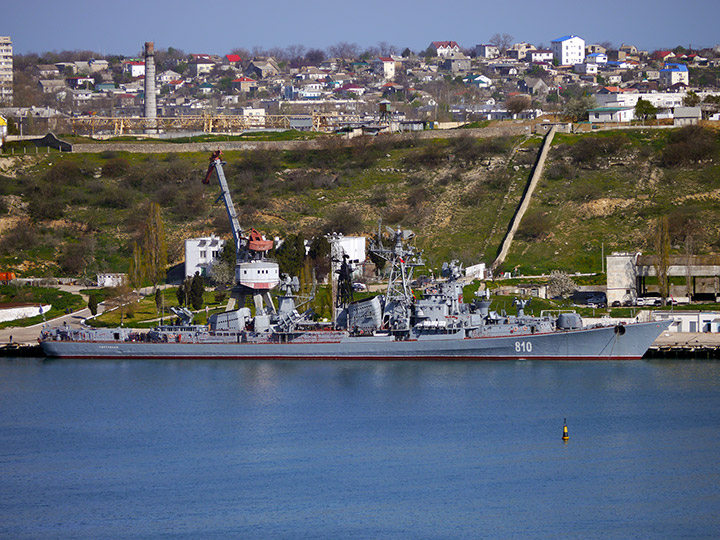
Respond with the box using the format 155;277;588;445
431;41;461;58
327;234;366;279
123;60;145;78
659;63;689;86
0;36;12;105
475;44;499;59
585;52;608;65
373;57;396;80
529;49;554;63
574;63;598;75
97;273;128;288
587;106;635;123
185;235;226;278
465;262;487;279
654;311;720;333
240;107;266;127
594;91;691;110
551;35;585;66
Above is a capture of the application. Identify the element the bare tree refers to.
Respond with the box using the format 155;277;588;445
506;95;532;117
490;33;514;54
377;41;397;56
284;44;306;63
653;216;671;306
328;42;360;64
128;241;145;292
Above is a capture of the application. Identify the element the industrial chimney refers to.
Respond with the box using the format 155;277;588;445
143;41;157;122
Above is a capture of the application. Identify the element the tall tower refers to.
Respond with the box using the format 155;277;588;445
0;37;13;106
143;41;157;120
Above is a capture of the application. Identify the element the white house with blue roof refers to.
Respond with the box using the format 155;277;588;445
586;52;607;65
551;35;585;65
660;63;689;86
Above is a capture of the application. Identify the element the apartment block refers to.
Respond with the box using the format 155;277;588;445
0;36;12;105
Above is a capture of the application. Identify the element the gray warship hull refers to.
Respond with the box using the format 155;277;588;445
40;320;670;360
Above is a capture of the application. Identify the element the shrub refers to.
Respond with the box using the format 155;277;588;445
545;161;574;180
403;143;447;168
102;157;130;177
324;204;364;234
516;210;552;241
0;219;40;255
570;134;629;165
44;160;84;186
661;126;718;167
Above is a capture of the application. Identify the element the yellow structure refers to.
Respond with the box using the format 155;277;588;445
0;115;7;147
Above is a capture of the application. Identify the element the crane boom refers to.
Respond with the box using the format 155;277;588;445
204;150;245;260
202;151;280;311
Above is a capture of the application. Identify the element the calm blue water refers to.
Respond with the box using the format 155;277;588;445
1;358;719;539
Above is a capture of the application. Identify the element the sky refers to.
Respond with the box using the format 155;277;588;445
4;0;719;57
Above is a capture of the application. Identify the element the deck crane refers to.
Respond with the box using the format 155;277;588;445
203;150;280;313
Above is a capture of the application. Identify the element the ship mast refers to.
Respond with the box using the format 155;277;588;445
370;225;424;330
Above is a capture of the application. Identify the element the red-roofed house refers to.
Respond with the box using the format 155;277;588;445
651;50;675;62
123;60;145;78
223;54;242;67
431;41;461;57
372;57;396;80
231;76;257;93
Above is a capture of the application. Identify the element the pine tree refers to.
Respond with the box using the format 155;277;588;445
88;294;98;316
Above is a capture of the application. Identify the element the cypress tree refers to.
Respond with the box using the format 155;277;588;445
190;272;205;310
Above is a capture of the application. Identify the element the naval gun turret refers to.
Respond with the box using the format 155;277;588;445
203;151;279;313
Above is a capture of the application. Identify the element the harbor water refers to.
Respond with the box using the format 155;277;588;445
1;358;719;539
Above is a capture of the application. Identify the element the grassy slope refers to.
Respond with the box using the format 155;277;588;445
1;127;719;280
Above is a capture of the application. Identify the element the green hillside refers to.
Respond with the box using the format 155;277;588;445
0;125;718;280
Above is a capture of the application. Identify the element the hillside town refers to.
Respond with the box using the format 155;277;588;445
1;35;720;137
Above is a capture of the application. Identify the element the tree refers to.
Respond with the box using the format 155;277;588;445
190;272;205;310
401;47;412;58
142;202;167;292
653;216;671;306
155;288;163;318
683;90;701;107
305;49;326;65
489;33;514;55
635;98;658;121
275;234;306;277
563;95;596;122
128;241;145;291
506;95;532;117
88;294;98;316
328;42;360;63
176;280;187;307
307;236;331;281
547;271;577;298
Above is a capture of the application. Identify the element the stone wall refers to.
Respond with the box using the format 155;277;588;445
71;125;532;154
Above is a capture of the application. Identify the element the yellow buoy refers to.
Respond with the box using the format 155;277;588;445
562;418;569;441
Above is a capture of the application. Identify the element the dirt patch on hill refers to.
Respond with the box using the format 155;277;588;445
578;198;634;218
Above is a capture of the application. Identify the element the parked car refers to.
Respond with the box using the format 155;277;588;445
352;282;367;292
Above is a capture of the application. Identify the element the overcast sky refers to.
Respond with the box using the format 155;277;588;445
4;0;719;56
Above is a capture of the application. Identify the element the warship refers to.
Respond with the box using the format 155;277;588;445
39;153;670;360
